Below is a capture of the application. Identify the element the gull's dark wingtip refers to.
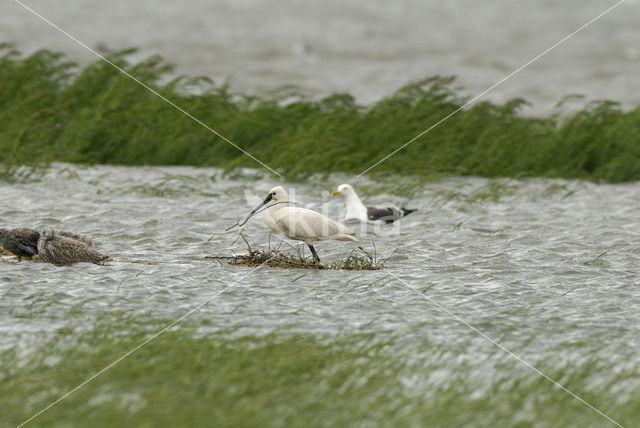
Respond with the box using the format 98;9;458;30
401;208;416;217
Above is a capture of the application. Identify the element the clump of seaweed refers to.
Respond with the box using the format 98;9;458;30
207;242;386;271
0;248;41;263
0;247;14;263
208;250;324;269
332;246;386;270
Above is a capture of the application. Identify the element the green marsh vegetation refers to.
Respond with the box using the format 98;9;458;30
2;312;638;427
2;44;640;182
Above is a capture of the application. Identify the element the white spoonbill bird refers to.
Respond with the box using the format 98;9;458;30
238;186;356;261
332;183;415;223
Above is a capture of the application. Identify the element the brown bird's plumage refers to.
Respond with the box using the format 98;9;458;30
38;230;108;266
0;227;40;259
54;229;93;247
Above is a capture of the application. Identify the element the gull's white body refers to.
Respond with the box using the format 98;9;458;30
334;185;369;222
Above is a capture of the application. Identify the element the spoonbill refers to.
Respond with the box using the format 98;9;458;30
237;186;356;262
331;183;415;223
38;230;109;265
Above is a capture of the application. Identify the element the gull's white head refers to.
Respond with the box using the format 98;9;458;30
332;183;357;198
331;183;367;221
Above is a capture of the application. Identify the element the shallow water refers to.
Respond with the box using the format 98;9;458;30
1;0;638;112
2;164;640;403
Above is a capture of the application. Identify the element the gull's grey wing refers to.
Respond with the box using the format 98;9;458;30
366;206;400;223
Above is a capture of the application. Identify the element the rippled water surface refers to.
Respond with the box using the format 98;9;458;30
2;165;639;348
2;164;640;424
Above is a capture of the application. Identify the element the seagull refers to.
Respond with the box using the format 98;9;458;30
0;227;40;259
236;186;356;262
331;183;415;223
37;229;108;266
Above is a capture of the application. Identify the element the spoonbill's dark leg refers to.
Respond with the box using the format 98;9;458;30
308;244;320;262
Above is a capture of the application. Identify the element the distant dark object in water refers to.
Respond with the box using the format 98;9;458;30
0;227;40;259
331;183;416;223
94;42;115;56
37;229;108;266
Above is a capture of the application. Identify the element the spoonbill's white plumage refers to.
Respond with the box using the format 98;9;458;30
332;183;415;223
239;186;356;261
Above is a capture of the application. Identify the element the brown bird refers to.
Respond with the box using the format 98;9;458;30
0;227;40;259
37;229;109;266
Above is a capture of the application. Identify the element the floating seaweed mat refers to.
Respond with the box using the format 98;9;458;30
206;249;386;271
0;248;14;257
0;249;40;263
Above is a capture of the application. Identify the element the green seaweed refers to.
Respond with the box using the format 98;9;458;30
1;313;638;427
1;44;640;182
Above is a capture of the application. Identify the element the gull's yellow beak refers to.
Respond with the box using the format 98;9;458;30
331;190;341;196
